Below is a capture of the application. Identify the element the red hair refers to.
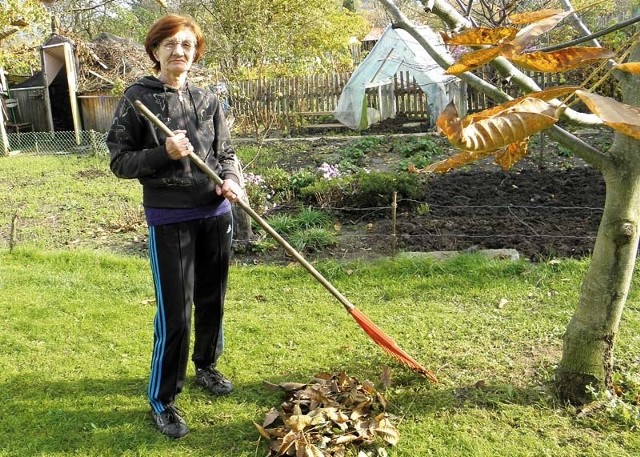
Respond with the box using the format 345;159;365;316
144;14;205;71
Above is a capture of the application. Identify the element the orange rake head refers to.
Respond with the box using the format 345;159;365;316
348;307;438;383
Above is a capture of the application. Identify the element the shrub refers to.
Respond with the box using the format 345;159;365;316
299;175;356;207
262;167;293;203
289;228;337;253
345;171;426;208
290;170;317;196
244;176;269;215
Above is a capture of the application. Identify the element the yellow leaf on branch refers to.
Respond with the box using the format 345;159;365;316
508;9;564;25
437;99;559;153
458;111;556;151
464;86;577;124
495;140;530;171
445;46;504;74
504;46;614;72
576;90;640;140
423;149;495;173
614;62;640;74
436;102;463;140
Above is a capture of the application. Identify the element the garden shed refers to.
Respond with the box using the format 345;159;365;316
335;24;466;130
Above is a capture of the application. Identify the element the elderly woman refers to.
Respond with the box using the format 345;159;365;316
106;14;243;439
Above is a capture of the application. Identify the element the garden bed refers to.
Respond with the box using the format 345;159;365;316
234;126;608;264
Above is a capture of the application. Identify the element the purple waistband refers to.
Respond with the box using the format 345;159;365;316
144;199;231;226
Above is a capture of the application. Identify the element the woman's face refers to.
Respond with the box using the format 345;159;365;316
154;28;197;78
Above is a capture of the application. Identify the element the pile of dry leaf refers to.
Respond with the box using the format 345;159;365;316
255;371;399;457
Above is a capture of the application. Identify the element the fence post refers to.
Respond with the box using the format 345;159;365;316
391;191;398;258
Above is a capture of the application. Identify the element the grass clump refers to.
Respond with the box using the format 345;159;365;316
255;208;337;253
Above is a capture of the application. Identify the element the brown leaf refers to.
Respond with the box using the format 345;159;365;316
508;9;564;25
614;62;640;74
504;46;614;73
278;430;301;455
263;381;308;392
374;414;400;446
494;140;530;171
436;101;463;138
512;10;573;51
326;407;350;427
263;407;281;427
441;27;518;46
298;443;324;457
254;421;272;440
313;372;334;381
285;414;312;433
463;86;578;124
460;111;557;152
576;89;640;140
445;46;504;74
424;149;495;173
335;434;360;444
10;18;30;27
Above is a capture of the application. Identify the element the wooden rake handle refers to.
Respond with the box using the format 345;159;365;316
133;100;356;312
133;100;437;381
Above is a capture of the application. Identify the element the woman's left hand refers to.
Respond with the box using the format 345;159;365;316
216;179;245;203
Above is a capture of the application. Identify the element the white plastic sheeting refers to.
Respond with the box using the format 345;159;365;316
335;24;465;130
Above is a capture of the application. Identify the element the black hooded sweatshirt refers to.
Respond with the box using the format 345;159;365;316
106;76;240;209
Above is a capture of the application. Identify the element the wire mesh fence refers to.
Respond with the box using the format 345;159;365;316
2;130;109;156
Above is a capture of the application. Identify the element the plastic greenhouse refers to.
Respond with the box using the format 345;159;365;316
335;24;466;130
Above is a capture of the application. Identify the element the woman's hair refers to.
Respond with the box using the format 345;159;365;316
144;14;205;71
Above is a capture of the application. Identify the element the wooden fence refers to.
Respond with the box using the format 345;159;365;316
229;70;430;123
228;65;617;129
231;73;351;117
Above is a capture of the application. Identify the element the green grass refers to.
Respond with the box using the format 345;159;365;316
2;248;640;456
2;154;640;456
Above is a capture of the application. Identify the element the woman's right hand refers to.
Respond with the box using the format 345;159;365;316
165;130;194;160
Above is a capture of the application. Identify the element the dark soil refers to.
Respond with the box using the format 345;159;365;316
233;123;608;264
325;166;605;263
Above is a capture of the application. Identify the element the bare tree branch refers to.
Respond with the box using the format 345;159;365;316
559;0;600;47
538;13;640;53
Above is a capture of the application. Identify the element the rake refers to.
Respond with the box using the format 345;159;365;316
133;100;437;382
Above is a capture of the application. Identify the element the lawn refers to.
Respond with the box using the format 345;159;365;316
2;248;640;456
1;154;640;456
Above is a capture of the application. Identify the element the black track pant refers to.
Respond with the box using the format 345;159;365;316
146;212;233;414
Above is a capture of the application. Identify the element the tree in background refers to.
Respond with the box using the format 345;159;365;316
45;0;160;42
178;0;370;78
0;0;50;75
5;0;370;80
379;0;640;404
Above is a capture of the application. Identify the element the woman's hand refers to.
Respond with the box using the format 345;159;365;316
215;179;245;203
165;130;194;160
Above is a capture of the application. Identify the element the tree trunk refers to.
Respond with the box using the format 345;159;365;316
555;44;640;404
555;147;640;402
